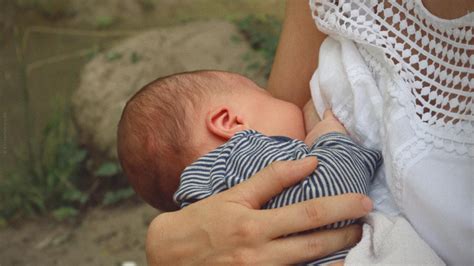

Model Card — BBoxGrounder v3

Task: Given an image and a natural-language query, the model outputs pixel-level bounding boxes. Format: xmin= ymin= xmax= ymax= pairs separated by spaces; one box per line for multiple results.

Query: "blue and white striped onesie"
xmin=175 ymin=130 xmax=382 ymax=265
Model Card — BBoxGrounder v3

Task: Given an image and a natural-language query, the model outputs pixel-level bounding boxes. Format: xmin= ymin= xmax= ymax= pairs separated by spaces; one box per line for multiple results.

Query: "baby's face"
xmin=229 ymin=76 xmax=306 ymax=141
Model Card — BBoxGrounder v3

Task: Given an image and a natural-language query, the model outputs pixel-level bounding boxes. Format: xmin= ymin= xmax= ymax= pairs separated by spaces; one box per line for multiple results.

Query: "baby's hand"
xmin=304 ymin=110 xmax=347 ymax=146
xmin=303 ymin=100 xmax=321 ymax=134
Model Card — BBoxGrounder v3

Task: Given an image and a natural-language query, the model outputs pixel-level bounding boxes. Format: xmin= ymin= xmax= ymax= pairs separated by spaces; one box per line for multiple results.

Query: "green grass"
xmin=0 ymin=103 xmax=88 ymax=221
xmin=0 ymin=104 xmax=134 ymax=222
xmin=0 ymin=39 xmax=133 ymax=220
xmin=0 ymin=32 xmax=135 ymax=222
xmin=95 ymin=16 xmax=117 ymax=29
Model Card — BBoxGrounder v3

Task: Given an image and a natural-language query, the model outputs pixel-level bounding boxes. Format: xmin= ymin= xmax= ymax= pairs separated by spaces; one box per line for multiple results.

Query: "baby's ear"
xmin=206 ymin=106 xmax=248 ymax=140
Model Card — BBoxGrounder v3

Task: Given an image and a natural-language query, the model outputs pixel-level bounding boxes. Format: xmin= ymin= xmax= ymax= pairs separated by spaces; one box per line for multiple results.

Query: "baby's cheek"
xmin=289 ymin=111 xmax=306 ymax=141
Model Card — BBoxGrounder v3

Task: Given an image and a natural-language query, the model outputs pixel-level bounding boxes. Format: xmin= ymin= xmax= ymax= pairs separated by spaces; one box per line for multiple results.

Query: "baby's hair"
xmin=117 ymin=70 xmax=236 ymax=210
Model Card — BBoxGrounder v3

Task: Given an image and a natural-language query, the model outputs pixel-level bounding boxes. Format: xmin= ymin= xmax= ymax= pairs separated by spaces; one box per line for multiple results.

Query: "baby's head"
xmin=117 ymin=70 xmax=304 ymax=210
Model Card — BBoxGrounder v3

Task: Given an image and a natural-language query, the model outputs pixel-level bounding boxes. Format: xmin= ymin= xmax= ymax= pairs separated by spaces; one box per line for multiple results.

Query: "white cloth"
xmin=311 ymin=37 xmax=399 ymax=216
xmin=345 ymin=212 xmax=444 ymax=265
xmin=311 ymin=37 xmax=443 ymax=265
xmin=309 ymin=1 xmax=473 ymax=264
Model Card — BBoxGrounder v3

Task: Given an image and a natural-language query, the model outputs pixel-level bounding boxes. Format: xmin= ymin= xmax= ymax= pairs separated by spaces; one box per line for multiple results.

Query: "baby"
xmin=117 ymin=70 xmax=382 ymax=264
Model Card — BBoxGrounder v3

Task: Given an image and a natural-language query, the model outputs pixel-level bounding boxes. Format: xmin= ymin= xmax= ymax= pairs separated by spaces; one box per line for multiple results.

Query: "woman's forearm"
xmin=267 ymin=0 xmax=327 ymax=108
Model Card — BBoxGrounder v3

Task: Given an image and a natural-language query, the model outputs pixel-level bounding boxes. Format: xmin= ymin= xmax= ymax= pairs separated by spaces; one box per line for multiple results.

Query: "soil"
xmin=0 ymin=201 xmax=160 ymax=266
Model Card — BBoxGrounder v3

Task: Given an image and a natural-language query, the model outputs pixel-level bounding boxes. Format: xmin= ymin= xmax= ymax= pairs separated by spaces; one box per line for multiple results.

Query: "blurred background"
xmin=0 ymin=0 xmax=284 ymax=264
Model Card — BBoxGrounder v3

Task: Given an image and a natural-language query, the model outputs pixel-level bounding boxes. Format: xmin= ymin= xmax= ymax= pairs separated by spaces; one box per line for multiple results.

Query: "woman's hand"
xmin=146 ymin=157 xmax=372 ymax=265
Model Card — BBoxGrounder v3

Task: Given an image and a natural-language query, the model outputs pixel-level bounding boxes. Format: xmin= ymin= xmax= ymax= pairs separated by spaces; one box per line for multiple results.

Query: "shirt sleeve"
xmin=263 ymin=132 xmax=382 ymax=229
xmin=309 ymin=132 xmax=382 ymax=179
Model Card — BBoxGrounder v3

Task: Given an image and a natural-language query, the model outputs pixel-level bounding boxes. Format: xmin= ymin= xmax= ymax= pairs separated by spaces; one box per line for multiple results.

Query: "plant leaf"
xmin=52 ymin=207 xmax=78 ymax=221
xmin=94 ymin=162 xmax=120 ymax=177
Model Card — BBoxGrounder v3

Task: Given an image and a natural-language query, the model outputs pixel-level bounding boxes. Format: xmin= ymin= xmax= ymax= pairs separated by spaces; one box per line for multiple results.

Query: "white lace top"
xmin=308 ymin=0 xmax=473 ymax=264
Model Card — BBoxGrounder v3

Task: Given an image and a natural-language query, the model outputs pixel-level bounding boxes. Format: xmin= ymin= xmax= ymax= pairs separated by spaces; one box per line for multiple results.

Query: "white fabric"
xmin=308 ymin=1 xmax=473 ymax=264
xmin=345 ymin=212 xmax=444 ymax=265
xmin=310 ymin=38 xmax=400 ymax=216
xmin=310 ymin=37 xmax=443 ymax=265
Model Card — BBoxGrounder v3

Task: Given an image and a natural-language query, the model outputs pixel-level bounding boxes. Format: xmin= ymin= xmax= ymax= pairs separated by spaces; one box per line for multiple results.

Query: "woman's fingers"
xmin=263 ymin=194 xmax=372 ymax=238
xmin=221 ymin=157 xmax=318 ymax=208
xmin=262 ymin=224 xmax=362 ymax=264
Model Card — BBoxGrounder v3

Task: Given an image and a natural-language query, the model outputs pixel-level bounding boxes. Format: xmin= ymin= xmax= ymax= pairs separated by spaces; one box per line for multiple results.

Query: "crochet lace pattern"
xmin=310 ymin=0 xmax=473 ymax=156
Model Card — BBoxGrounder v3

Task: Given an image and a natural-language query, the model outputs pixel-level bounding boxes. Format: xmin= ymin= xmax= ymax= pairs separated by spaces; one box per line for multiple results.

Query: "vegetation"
xmin=0 ymin=103 xmax=87 ymax=221
xmin=14 ymin=0 xmax=74 ymax=17
xmin=95 ymin=16 xmax=117 ymax=29
xmin=235 ymin=15 xmax=282 ymax=78
xmin=138 ymin=0 xmax=155 ymax=11
xmin=0 ymin=104 xmax=134 ymax=222
xmin=0 ymin=34 xmax=134 ymax=223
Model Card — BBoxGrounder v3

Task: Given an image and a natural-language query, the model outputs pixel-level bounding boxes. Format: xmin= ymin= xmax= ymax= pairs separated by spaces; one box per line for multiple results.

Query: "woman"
xmin=146 ymin=0 xmax=473 ymax=264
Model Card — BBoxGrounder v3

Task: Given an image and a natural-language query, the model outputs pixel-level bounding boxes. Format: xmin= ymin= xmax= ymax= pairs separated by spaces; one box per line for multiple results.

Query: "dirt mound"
xmin=0 ymin=203 xmax=158 ymax=265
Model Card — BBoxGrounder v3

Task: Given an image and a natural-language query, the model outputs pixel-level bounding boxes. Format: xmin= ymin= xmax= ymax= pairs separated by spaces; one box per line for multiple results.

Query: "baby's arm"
xmin=304 ymin=110 xmax=347 ymax=146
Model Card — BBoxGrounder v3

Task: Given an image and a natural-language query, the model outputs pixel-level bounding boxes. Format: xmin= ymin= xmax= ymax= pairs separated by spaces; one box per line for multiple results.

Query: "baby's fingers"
xmin=323 ymin=109 xmax=336 ymax=120
xmin=320 ymin=109 xmax=347 ymax=135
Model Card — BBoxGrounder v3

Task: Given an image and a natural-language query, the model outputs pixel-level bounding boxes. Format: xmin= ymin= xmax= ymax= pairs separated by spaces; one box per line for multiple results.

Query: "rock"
xmin=72 ymin=20 xmax=266 ymax=159
xmin=121 ymin=261 xmax=137 ymax=266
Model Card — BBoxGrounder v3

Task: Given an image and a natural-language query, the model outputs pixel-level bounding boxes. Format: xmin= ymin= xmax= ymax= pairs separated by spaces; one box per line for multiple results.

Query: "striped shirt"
xmin=174 ymin=130 xmax=382 ymax=264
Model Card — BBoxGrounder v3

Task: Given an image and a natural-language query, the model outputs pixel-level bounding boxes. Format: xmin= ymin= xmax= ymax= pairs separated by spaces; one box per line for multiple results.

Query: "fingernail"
xmin=361 ymin=197 xmax=373 ymax=212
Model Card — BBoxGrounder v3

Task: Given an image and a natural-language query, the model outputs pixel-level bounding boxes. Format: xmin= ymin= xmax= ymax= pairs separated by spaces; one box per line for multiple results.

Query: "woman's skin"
xmin=267 ymin=0 xmax=327 ymax=107
xmin=422 ymin=0 xmax=474 ymax=20
xmin=146 ymin=158 xmax=372 ymax=265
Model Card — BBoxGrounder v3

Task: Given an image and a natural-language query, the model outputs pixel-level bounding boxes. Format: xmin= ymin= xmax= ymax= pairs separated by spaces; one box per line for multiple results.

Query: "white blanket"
xmin=310 ymin=37 xmax=444 ymax=265
xmin=346 ymin=212 xmax=444 ymax=265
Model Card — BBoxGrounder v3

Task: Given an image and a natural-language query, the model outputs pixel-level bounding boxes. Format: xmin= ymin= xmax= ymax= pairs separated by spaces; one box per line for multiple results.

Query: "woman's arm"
xmin=146 ymin=158 xmax=372 ymax=265
xmin=267 ymin=0 xmax=327 ymax=108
